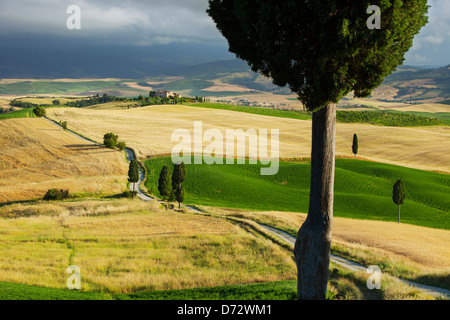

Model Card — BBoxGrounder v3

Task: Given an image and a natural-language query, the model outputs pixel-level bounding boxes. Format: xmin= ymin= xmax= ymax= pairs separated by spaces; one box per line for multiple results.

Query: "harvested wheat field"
xmin=207 ymin=208 xmax=450 ymax=274
xmin=0 ymin=200 xmax=296 ymax=292
xmin=48 ymin=105 xmax=450 ymax=172
xmin=0 ymin=118 xmax=128 ymax=203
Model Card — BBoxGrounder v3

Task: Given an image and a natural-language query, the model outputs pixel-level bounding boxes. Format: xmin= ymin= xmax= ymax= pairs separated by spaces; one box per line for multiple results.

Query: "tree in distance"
xmin=172 ymin=162 xmax=186 ymax=209
xmin=52 ymin=100 xmax=60 ymax=106
xmin=103 ymin=133 xmax=119 ymax=149
xmin=117 ymin=141 xmax=126 ymax=151
xmin=158 ymin=165 xmax=172 ymax=201
xmin=175 ymin=184 xmax=184 ymax=210
xmin=33 ymin=106 xmax=46 ymax=118
xmin=60 ymin=121 xmax=68 ymax=131
xmin=128 ymin=159 xmax=140 ymax=195
xmin=393 ymin=180 xmax=406 ymax=224
xmin=208 ymin=0 xmax=428 ymax=300
xmin=43 ymin=188 xmax=70 ymax=201
xmin=352 ymin=134 xmax=359 ymax=158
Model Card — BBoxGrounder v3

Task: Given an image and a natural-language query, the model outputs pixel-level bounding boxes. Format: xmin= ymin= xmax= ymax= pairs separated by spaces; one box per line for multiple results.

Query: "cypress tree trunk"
xmin=398 ymin=205 xmax=401 ymax=224
xmin=294 ymin=103 xmax=336 ymax=300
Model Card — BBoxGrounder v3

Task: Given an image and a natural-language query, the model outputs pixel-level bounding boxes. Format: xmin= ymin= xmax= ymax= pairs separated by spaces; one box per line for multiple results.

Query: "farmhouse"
xmin=154 ymin=90 xmax=182 ymax=99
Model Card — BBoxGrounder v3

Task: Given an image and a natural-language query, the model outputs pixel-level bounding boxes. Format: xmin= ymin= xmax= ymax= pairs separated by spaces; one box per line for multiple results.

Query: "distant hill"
xmin=381 ymin=64 xmax=450 ymax=101
xmin=0 ymin=43 xmax=235 ymax=79
xmin=0 ymin=41 xmax=448 ymax=102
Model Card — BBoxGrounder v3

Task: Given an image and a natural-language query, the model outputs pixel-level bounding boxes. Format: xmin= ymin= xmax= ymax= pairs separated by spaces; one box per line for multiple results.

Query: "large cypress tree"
xmin=158 ymin=165 xmax=172 ymax=201
xmin=393 ymin=180 xmax=406 ymax=224
xmin=207 ymin=0 xmax=428 ymax=299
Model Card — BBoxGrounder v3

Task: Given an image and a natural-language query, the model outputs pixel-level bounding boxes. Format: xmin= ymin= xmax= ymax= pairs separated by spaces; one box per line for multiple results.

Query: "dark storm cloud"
xmin=0 ymin=0 xmax=223 ymax=45
xmin=0 ymin=0 xmax=448 ymax=66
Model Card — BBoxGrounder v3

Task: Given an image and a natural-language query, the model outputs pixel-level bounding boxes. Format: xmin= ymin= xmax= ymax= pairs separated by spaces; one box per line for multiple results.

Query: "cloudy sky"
xmin=0 ymin=0 xmax=449 ymax=67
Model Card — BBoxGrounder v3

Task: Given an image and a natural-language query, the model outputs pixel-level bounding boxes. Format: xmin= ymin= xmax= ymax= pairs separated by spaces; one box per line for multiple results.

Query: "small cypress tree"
xmin=352 ymin=134 xmax=359 ymax=158
xmin=172 ymin=162 xmax=186 ymax=209
xmin=175 ymin=184 xmax=184 ymax=209
xmin=128 ymin=160 xmax=140 ymax=195
xmin=393 ymin=180 xmax=406 ymax=224
xmin=158 ymin=165 xmax=172 ymax=201
xmin=175 ymin=185 xmax=184 ymax=210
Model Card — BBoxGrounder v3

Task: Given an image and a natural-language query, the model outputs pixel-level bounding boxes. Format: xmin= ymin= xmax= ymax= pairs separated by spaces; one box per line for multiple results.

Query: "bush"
xmin=43 ymin=189 xmax=70 ymax=201
xmin=122 ymin=190 xmax=138 ymax=199
xmin=117 ymin=141 xmax=126 ymax=151
xmin=60 ymin=121 xmax=68 ymax=131
xmin=33 ymin=106 xmax=46 ymax=118
xmin=103 ymin=133 xmax=119 ymax=149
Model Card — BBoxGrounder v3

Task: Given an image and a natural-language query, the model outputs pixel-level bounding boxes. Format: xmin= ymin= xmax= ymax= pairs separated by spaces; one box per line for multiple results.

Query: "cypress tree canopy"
xmin=128 ymin=160 xmax=139 ymax=184
xmin=393 ymin=179 xmax=406 ymax=206
xmin=352 ymin=134 xmax=359 ymax=155
xmin=207 ymin=0 xmax=429 ymax=111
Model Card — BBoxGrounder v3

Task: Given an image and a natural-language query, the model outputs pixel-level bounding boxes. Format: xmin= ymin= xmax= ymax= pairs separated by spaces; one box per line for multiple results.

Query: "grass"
xmin=0 ymin=200 xmax=296 ymax=294
xmin=190 ymin=103 xmax=447 ymax=127
xmin=0 ymin=280 xmax=297 ymax=300
xmin=0 ymin=107 xmax=36 ymax=120
xmin=145 ymin=157 xmax=449 ymax=230
xmin=1 ymin=199 xmax=445 ymax=300
xmin=1 ymin=198 xmax=444 ymax=300
xmin=204 ymin=208 xmax=450 ymax=293
xmin=0 ymin=118 xmax=128 ymax=203
xmin=385 ymin=110 xmax=450 ymax=126
xmin=336 ymin=110 xmax=446 ymax=127
xmin=187 ymin=103 xmax=313 ymax=121
xmin=15 ymin=97 xmax=84 ymax=105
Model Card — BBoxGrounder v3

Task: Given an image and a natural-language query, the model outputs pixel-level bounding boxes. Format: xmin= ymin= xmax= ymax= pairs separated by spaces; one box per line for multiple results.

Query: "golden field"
xmin=47 ymin=105 xmax=450 ymax=172
xmin=207 ymin=207 xmax=450 ymax=275
xmin=0 ymin=199 xmax=446 ymax=299
xmin=0 ymin=199 xmax=296 ymax=293
xmin=0 ymin=118 xmax=128 ymax=203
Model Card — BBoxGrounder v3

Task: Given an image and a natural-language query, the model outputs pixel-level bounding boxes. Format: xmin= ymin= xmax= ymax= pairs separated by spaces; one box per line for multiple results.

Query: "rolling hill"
xmin=145 ymin=157 xmax=449 ymax=230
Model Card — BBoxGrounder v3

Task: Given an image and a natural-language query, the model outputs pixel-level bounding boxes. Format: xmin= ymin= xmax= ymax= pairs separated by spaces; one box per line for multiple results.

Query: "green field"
xmin=145 ymin=157 xmax=449 ymax=230
xmin=187 ymin=103 xmax=313 ymax=120
xmin=186 ymin=103 xmax=448 ymax=126
xmin=336 ymin=110 xmax=447 ymax=126
xmin=0 ymin=107 xmax=36 ymax=120
xmin=385 ymin=110 xmax=450 ymax=126
xmin=0 ymin=280 xmax=297 ymax=300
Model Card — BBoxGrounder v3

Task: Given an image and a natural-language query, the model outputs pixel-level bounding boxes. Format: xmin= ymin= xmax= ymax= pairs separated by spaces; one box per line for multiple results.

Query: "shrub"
xmin=43 ymin=189 xmax=70 ymax=201
xmin=33 ymin=106 xmax=46 ymax=118
xmin=117 ymin=141 xmax=126 ymax=151
xmin=122 ymin=190 xmax=138 ymax=199
xmin=103 ymin=133 xmax=119 ymax=149
xmin=60 ymin=121 xmax=68 ymax=131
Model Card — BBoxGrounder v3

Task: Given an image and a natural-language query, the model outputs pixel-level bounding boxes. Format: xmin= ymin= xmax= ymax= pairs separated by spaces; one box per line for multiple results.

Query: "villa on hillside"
xmin=153 ymin=90 xmax=182 ymax=99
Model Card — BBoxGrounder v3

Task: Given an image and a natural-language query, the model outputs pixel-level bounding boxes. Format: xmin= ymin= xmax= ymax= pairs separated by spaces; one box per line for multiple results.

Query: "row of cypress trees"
xmin=158 ymin=162 xmax=186 ymax=209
